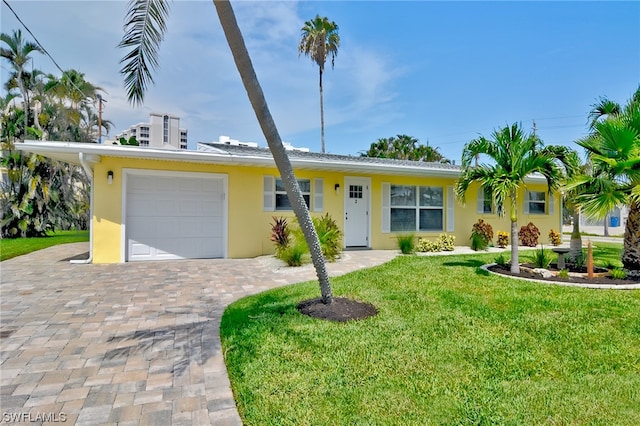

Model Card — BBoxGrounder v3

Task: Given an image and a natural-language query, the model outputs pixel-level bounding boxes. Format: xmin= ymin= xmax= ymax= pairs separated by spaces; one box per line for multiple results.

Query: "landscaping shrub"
xmin=558 ymin=268 xmax=570 ymax=279
xmin=518 ymin=222 xmax=540 ymax=247
xmin=417 ymin=233 xmax=455 ymax=253
xmin=439 ymin=233 xmax=455 ymax=251
xmin=610 ymin=268 xmax=627 ymax=279
xmin=278 ymin=238 xmax=308 ymax=266
xmin=470 ymin=219 xmax=493 ymax=251
xmin=494 ymin=254 xmax=507 ymax=267
xmin=572 ymin=251 xmax=586 ymax=270
xmin=417 ymin=237 xmax=443 ymax=252
xmin=270 ymin=216 xmax=290 ymax=256
xmin=497 ymin=231 xmax=509 ymax=248
xmin=397 ymin=234 xmax=415 ymax=254
xmin=270 ymin=214 xmax=343 ymax=265
xmin=312 ymin=213 xmax=342 ymax=262
xmin=548 ymin=228 xmax=562 ymax=246
xmin=531 ymin=245 xmax=552 ymax=268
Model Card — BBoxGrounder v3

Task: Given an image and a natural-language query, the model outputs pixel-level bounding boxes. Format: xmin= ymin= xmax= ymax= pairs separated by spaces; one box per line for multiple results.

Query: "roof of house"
xmin=15 ymin=140 xmax=547 ymax=182
xmin=197 ymin=142 xmax=461 ymax=171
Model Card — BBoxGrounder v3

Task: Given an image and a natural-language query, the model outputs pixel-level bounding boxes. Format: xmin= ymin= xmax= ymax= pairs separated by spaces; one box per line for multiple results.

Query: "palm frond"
xmin=118 ymin=0 xmax=170 ymax=105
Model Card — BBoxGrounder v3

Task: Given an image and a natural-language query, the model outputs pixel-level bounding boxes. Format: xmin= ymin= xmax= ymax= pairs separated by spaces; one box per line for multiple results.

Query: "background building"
xmin=115 ymin=113 xmax=187 ymax=150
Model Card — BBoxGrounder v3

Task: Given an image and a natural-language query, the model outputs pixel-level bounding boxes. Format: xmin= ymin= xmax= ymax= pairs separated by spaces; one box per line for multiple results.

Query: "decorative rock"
xmin=532 ymin=268 xmax=554 ymax=279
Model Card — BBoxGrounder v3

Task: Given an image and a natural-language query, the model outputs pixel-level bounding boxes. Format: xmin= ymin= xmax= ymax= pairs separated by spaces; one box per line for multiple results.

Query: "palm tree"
xmin=562 ymin=150 xmax=588 ymax=260
xmin=567 ymin=88 xmax=640 ymax=276
xmin=0 ymin=30 xmax=43 ymax=134
xmin=119 ymin=0 xmax=333 ymax=303
xmin=455 ymin=123 xmax=571 ymax=273
xmin=298 ymin=15 xmax=340 ymax=154
xmin=361 ymin=134 xmax=450 ymax=163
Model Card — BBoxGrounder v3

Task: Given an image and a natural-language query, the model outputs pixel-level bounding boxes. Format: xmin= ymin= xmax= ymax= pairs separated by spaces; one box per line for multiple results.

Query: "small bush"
xmin=312 ymin=213 xmax=342 ymax=262
xmin=548 ymin=229 xmax=562 ymax=246
xmin=558 ymin=269 xmax=570 ymax=279
xmin=440 ymin=233 xmax=455 ymax=251
xmin=497 ymin=231 xmax=509 ymax=248
xmin=397 ymin=234 xmax=415 ymax=254
xmin=571 ymin=250 xmax=586 ymax=270
xmin=417 ymin=237 xmax=443 ymax=252
xmin=471 ymin=232 xmax=488 ymax=251
xmin=278 ymin=239 xmax=308 ymax=266
xmin=471 ymin=219 xmax=493 ymax=251
xmin=494 ymin=254 xmax=507 ymax=267
xmin=270 ymin=216 xmax=290 ymax=255
xmin=518 ymin=222 xmax=540 ymax=247
xmin=531 ymin=245 xmax=552 ymax=268
xmin=610 ymin=268 xmax=627 ymax=279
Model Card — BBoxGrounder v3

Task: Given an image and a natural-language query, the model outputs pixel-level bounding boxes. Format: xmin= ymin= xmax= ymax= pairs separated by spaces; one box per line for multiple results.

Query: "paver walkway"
xmin=0 ymin=243 xmax=396 ymax=425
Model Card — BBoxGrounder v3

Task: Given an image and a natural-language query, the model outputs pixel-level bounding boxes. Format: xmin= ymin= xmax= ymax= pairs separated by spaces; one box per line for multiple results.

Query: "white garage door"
xmin=126 ymin=172 xmax=226 ymax=261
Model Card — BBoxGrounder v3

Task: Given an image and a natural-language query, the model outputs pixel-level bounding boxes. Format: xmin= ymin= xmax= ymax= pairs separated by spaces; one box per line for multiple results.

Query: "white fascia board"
xmin=18 ymin=140 xmax=460 ymax=178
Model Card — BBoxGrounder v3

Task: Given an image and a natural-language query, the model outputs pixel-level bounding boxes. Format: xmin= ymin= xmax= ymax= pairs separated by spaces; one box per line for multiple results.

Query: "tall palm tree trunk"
xmin=622 ymin=201 xmax=640 ymax=277
xmin=214 ymin=0 xmax=333 ymax=304
xmin=569 ymin=210 xmax=582 ymax=261
xmin=509 ymin=192 xmax=520 ymax=273
xmin=17 ymin=76 xmax=29 ymax=134
xmin=319 ymin=66 xmax=325 ymax=153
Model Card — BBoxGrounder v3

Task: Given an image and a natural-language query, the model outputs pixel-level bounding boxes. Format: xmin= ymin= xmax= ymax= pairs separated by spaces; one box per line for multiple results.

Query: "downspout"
xmin=71 ymin=152 xmax=93 ymax=264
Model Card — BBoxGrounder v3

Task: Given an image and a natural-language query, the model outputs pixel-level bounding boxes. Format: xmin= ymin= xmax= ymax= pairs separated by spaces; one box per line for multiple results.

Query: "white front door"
xmin=344 ymin=177 xmax=370 ymax=247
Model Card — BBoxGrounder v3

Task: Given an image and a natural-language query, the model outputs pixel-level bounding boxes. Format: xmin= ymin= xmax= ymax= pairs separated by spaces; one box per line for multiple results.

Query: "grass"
xmin=0 ymin=230 xmax=89 ymax=261
xmin=221 ymin=243 xmax=640 ymax=425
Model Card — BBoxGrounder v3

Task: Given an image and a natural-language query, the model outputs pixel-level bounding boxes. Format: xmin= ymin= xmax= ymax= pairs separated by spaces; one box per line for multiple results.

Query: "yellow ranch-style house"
xmin=17 ymin=140 xmax=563 ymax=263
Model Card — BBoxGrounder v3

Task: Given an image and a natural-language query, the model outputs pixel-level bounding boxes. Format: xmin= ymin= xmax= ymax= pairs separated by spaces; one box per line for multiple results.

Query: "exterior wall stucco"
xmin=91 ymin=156 xmax=562 ymax=263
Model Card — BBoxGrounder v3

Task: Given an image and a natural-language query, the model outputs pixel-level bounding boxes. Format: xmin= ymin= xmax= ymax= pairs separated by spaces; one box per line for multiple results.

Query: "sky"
xmin=1 ymin=0 xmax=639 ymax=163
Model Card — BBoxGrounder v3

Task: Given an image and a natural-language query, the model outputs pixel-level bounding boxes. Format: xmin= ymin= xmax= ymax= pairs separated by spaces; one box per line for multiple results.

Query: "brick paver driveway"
xmin=0 ymin=243 xmax=396 ymax=425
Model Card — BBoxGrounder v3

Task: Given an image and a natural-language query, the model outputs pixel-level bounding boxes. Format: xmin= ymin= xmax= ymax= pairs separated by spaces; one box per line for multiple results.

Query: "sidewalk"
xmin=562 ymin=224 xmax=625 ymax=244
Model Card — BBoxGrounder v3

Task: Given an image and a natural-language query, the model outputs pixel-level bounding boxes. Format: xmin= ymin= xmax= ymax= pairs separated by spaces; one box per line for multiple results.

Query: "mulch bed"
xmin=297 ymin=297 xmax=378 ymax=322
xmin=488 ymin=263 xmax=640 ymax=286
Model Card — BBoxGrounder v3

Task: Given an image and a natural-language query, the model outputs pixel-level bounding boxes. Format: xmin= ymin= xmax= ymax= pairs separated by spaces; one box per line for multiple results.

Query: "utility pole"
xmin=97 ymin=95 xmax=106 ymax=143
xmin=532 ymin=119 xmax=537 ymax=137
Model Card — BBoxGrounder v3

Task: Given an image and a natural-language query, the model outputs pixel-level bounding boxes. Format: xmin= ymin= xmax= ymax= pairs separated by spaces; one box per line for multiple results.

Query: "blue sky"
xmin=2 ymin=1 xmax=638 ymax=162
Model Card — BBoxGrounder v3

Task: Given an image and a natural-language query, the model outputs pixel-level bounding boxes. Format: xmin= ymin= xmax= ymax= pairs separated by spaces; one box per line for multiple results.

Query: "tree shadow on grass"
xmin=442 ymin=259 xmax=490 ymax=276
xmin=104 ymin=319 xmax=220 ymax=377
xmin=442 ymin=259 xmax=485 ymax=268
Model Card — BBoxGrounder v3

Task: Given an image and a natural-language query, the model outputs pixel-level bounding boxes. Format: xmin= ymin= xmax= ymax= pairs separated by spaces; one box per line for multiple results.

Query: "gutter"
xmin=70 ymin=152 xmax=94 ymax=264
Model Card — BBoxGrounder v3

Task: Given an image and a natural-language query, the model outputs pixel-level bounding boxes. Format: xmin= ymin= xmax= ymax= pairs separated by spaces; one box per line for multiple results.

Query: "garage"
xmin=125 ymin=170 xmax=227 ymax=261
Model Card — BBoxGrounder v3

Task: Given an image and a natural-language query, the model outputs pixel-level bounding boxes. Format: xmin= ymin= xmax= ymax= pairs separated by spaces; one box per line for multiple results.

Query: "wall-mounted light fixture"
xmin=334 ymin=183 xmax=340 ymax=194
xmin=107 ymin=170 xmax=114 ymax=185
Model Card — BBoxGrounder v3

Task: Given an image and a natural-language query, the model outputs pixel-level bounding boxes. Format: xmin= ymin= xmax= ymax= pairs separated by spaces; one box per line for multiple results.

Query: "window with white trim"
xmin=389 ymin=185 xmax=443 ymax=232
xmin=264 ymin=176 xmax=320 ymax=211
xmin=477 ymin=186 xmax=503 ymax=215
xmin=526 ymin=191 xmax=547 ymax=214
xmin=478 ymin=186 xmax=493 ymax=214
xmin=276 ymin=178 xmax=310 ymax=210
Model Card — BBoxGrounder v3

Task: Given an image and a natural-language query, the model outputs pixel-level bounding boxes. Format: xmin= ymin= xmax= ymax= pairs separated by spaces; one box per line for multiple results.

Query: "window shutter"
xmin=263 ymin=176 xmax=275 ymax=211
xmin=313 ymin=178 xmax=324 ymax=212
xmin=477 ymin=187 xmax=484 ymax=214
xmin=447 ymin=186 xmax=455 ymax=232
xmin=382 ymin=183 xmax=390 ymax=233
xmin=523 ymin=190 xmax=530 ymax=215
xmin=548 ymin=192 xmax=554 ymax=215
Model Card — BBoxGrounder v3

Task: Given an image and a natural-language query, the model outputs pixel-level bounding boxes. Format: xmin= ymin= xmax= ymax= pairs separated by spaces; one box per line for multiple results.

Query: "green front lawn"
xmin=221 ymin=244 xmax=640 ymax=425
xmin=0 ymin=230 xmax=89 ymax=261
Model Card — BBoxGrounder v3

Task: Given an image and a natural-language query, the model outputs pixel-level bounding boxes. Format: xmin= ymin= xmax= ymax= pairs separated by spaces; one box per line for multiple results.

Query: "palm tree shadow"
xmin=442 ymin=259 xmax=485 ymax=268
xmin=442 ymin=259 xmax=490 ymax=276
xmin=105 ymin=319 xmax=220 ymax=377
